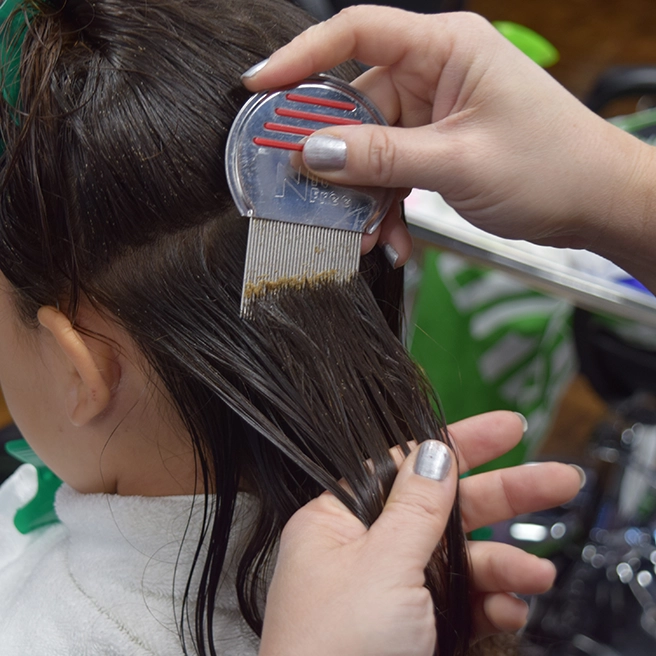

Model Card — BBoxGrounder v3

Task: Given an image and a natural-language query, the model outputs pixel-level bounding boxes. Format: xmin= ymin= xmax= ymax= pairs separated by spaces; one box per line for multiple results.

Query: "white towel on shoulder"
xmin=0 ymin=465 xmax=260 ymax=656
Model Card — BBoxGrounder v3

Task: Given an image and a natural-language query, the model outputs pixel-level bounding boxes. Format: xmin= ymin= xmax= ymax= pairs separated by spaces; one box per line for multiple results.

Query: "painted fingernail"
xmin=241 ymin=58 xmax=270 ymax=80
xmin=382 ymin=243 xmax=399 ymax=268
xmin=570 ymin=464 xmax=587 ymax=489
xmin=514 ymin=412 xmax=528 ymax=433
xmin=303 ymin=135 xmax=347 ymax=172
xmin=414 ymin=440 xmax=451 ymax=481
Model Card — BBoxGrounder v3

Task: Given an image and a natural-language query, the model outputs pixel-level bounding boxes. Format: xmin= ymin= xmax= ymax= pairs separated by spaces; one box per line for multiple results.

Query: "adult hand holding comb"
xmin=243 ymin=7 xmax=656 ymax=289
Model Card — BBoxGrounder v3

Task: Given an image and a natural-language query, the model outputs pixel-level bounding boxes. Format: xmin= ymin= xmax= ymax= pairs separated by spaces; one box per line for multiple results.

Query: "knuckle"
xmin=367 ymin=129 xmax=397 ymax=187
xmin=334 ymin=5 xmax=362 ymax=23
xmin=279 ymin=492 xmax=349 ymax=545
xmin=279 ymin=507 xmax=309 ymax=544
xmin=431 ymin=128 xmax=478 ymax=185
xmin=390 ymin=487 xmax=444 ymax=525
xmin=280 ymin=498 xmax=322 ymax=543
xmin=497 ymin=471 xmax=522 ymax=518
xmin=450 ymin=11 xmax=493 ymax=34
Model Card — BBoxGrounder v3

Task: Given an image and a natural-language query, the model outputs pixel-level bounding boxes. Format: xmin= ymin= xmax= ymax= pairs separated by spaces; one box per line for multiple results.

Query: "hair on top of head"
xmin=0 ymin=1 xmax=471 ymax=655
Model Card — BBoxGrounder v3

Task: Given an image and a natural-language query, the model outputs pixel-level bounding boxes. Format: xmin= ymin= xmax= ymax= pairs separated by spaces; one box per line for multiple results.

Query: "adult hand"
xmin=259 ymin=411 xmax=582 ymax=655
xmin=243 ymin=8 xmax=656 ymax=287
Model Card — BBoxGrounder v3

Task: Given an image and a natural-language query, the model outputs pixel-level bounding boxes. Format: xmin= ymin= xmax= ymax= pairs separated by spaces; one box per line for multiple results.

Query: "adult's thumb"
xmin=302 ymin=124 xmax=448 ymax=191
xmin=367 ymin=440 xmax=458 ymax=570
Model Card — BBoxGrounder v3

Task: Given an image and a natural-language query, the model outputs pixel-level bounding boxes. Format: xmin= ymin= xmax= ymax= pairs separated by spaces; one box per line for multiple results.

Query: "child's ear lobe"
xmin=37 ymin=306 xmax=119 ymax=427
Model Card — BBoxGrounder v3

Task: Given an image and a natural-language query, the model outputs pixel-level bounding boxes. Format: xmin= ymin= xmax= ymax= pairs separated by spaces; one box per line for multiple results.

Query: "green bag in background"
xmin=409 ymin=250 xmax=576 ymax=472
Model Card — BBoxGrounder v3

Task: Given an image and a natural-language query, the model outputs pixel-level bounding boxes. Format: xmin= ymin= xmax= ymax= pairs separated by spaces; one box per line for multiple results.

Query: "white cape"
xmin=0 ymin=465 xmax=260 ymax=655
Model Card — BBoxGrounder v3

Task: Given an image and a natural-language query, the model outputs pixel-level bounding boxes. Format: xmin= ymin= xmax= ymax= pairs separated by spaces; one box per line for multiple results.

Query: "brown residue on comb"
xmin=244 ymin=270 xmax=354 ymax=301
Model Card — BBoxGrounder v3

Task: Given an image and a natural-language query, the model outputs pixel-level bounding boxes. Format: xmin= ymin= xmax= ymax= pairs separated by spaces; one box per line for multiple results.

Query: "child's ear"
xmin=37 ymin=306 xmax=119 ymax=427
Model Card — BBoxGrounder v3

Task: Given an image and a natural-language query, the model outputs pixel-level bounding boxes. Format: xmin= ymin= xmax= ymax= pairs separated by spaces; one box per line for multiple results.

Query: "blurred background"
xmin=3 ymin=1 xmax=656 ymax=654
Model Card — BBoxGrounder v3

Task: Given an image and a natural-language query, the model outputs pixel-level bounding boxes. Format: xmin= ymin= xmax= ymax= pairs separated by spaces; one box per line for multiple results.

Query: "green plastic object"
xmin=0 ymin=0 xmax=32 ymax=109
xmin=408 ymin=250 xmax=575 ymax=470
xmin=4 ymin=438 xmax=62 ymax=534
xmin=610 ymin=107 xmax=656 ymax=140
xmin=494 ymin=21 xmax=559 ymax=69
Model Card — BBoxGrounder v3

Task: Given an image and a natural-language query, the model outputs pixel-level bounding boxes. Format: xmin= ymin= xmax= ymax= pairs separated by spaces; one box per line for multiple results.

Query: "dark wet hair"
xmin=0 ymin=1 xmax=471 ymax=654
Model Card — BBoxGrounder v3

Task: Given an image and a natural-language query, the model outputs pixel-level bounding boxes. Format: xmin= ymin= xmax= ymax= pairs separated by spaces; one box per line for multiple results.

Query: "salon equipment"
xmin=405 ymin=191 xmax=656 ymax=330
xmin=225 ymin=75 xmax=393 ymax=317
xmin=516 ymin=396 xmax=656 ymax=655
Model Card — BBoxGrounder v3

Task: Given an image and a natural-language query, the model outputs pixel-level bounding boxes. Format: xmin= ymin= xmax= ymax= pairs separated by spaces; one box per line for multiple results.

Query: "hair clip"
xmin=0 ymin=0 xmax=34 ymax=109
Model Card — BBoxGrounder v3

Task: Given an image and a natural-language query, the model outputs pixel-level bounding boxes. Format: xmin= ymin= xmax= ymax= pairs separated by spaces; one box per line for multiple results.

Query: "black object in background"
xmin=330 ymin=0 xmax=464 ymax=14
xmin=575 ymin=66 xmax=656 ymax=405
xmin=294 ymin=0 xmax=465 ymax=23
xmin=574 ymin=309 xmax=656 ymax=404
xmin=0 ymin=424 xmax=22 ymax=484
xmin=586 ymin=65 xmax=656 ymax=116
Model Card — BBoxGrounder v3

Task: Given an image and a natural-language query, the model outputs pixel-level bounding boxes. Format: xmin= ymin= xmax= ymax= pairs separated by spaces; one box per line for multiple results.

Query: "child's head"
xmin=0 ymin=0 xmax=320 ymax=493
xmin=0 ymin=1 xmax=471 ymax=654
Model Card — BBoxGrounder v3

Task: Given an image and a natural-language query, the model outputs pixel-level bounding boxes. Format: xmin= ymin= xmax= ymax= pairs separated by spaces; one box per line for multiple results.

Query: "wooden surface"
xmin=538 ymin=374 xmax=609 ymax=459
xmin=467 ymin=0 xmax=655 ymax=456
xmin=471 ymin=0 xmax=656 ymax=101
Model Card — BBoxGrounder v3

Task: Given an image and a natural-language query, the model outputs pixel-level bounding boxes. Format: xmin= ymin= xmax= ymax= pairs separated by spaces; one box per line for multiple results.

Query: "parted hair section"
xmin=0 ymin=1 xmax=471 ymax=655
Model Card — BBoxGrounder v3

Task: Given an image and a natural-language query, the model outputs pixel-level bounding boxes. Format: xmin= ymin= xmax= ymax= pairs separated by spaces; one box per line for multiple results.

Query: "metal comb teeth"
xmin=241 ymin=218 xmax=360 ymax=317
xmin=225 ymin=75 xmax=394 ymax=318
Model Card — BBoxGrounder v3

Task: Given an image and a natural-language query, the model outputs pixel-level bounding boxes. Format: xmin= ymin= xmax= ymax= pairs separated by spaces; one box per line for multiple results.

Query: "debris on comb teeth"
xmin=225 ymin=75 xmax=395 ymax=319
xmin=240 ymin=218 xmax=360 ymax=318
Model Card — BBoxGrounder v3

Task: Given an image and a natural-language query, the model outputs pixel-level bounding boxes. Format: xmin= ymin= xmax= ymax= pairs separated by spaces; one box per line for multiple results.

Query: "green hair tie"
xmin=0 ymin=0 xmax=34 ymax=121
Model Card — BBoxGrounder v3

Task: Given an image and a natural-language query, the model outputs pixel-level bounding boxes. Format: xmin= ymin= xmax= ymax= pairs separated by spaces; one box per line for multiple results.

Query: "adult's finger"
xmin=467 ymin=541 xmax=554 ymax=635
xmin=460 ymin=461 xmax=582 ymax=532
xmin=472 ymin=592 xmax=530 ymax=636
xmin=341 ymin=411 xmax=526 ymax=479
xmin=300 ymin=123 xmax=456 ymax=191
xmin=468 ymin=541 xmax=556 ymax=595
xmin=377 ymin=208 xmax=413 ymax=268
xmin=347 ymin=65 xmax=402 ymax=127
xmin=242 ymin=7 xmax=453 ymax=92
xmin=360 ymin=198 xmax=404 ymax=256
xmin=447 ymin=411 xmax=526 ymax=474
xmin=367 ymin=440 xmax=457 ymax=569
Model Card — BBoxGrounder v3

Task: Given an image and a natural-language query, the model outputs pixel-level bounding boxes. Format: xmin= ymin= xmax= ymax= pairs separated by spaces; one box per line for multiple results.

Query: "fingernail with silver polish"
xmin=414 ymin=441 xmax=451 ymax=481
xmin=303 ymin=135 xmax=347 ymax=172
xmin=514 ymin=412 xmax=528 ymax=433
xmin=570 ymin=464 xmax=587 ymax=489
xmin=382 ymin=243 xmax=399 ymax=268
xmin=241 ymin=58 xmax=269 ymax=80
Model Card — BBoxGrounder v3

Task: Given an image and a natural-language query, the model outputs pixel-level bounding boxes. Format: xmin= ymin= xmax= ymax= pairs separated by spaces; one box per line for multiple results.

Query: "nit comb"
xmin=225 ymin=75 xmax=394 ymax=317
